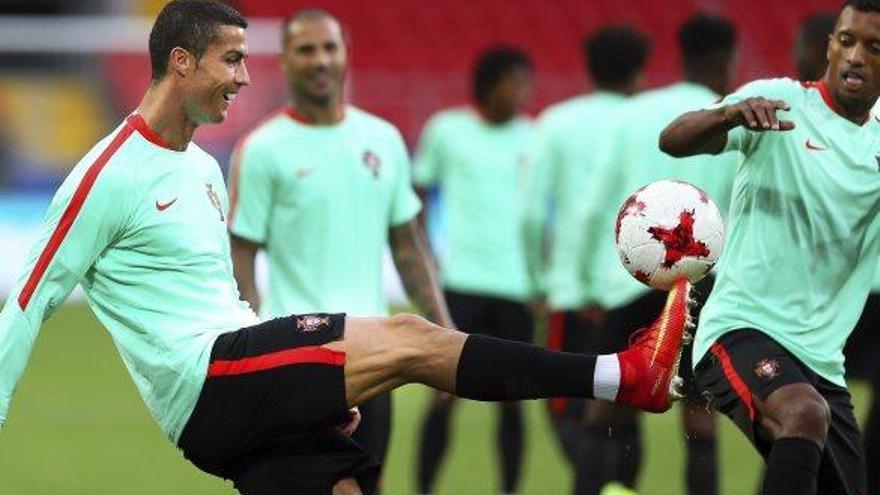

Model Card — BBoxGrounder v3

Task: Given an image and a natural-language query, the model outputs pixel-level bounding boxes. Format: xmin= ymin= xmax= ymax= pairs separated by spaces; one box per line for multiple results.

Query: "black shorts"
xmin=695 ymin=329 xmax=866 ymax=495
xmin=600 ymin=276 xmax=715 ymax=402
xmin=546 ymin=310 xmax=599 ymax=419
xmin=177 ymin=313 xmax=379 ymax=495
xmin=845 ymin=292 xmax=880 ymax=381
xmin=445 ymin=289 xmax=534 ymax=343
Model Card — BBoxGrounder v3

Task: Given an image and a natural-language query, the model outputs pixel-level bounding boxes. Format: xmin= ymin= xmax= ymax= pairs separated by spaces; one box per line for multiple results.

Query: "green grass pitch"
xmin=0 ymin=303 xmax=871 ymax=494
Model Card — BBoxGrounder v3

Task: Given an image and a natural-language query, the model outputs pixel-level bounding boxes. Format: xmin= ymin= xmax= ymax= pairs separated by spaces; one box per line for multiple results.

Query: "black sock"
xmin=573 ymin=424 xmax=612 ymax=495
xmin=498 ymin=403 xmax=524 ymax=493
xmin=417 ymin=401 xmax=453 ymax=493
xmin=614 ymin=420 xmax=642 ymax=489
xmin=761 ymin=437 xmax=821 ymax=495
xmin=455 ymin=335 xmax=597 ymax=401
xmin=686 ymin=437 xmax=718 ymax=495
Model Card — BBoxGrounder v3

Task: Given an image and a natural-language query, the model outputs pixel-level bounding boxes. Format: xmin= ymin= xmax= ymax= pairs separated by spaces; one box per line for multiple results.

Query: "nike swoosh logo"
xmin=156 ymin=198 xmax=178 ymax=211
xmin=805 ymin=139 xmax=827 ymax=151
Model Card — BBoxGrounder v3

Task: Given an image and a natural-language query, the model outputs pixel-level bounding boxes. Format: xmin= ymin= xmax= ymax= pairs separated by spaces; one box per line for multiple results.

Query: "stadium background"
xmin=0 ymin=1 xmax=872 ymax=494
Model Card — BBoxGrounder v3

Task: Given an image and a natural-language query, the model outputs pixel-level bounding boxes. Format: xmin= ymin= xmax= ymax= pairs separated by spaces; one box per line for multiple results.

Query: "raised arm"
xmin=659 ymin=97 xmax=794 ymax=158
xmin=389 ymin=219 xmax=453 ymax=328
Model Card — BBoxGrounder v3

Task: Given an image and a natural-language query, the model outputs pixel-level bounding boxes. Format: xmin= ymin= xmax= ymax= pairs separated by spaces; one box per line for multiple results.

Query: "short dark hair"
xmin=149 ymin=0 xmax=247 ymax=81
xmin=840 ymin=0 xmax=880 ymax=14
xmin=472 ymin=46 xmax=533 ymax=105
xmin=281 ymin=8 xmax=339 ymax=48
xmin=584 ymin=25 xmax=650 ymax=88
xmin=678 ymin=14 xmax=737 ymax=69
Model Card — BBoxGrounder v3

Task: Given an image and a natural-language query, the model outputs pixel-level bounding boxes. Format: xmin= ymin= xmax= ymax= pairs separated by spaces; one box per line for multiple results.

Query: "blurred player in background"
xmin=0 ymin=1 xmax=703 ymax=493
xmin=796 ymin=11 xmax=880 ymax=494
xmin=413 ymin=47 xmax=536 ymax=495
xmin=575 ymin=14 xmax=738 ymax=495
xmin=660 ymin=1 xmax=880 ymax=493
xmin=523 ymin=24 xmax=650 ymax=484
xmin=795 ymin=13 xmax=837 ymax=81
xmin=227 ymin=9 xmax=452 ymax=491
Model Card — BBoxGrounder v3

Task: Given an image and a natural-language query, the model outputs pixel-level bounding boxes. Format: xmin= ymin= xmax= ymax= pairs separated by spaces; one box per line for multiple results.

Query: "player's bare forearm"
xmin=389 ymin=220 xmax=453 ymax=328
xmin=659 ymin=108 xmax=732 ymax=157
xmin=229 ymin=234 xmax=262 ymax=314
xmin=660 ymin=97 xmax=794 ymax=158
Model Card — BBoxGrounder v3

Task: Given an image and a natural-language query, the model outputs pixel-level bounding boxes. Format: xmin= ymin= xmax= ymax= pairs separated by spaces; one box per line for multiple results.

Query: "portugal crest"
xmin=295 ymin=314 xmax=332 ymax=333
xmin=362 ymin=150 xmax=381 ymax=179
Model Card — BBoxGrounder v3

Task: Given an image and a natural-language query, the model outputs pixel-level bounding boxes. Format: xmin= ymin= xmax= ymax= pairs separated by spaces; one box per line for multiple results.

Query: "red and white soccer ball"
xmin=615 ymin=180 xmax=724 ymax=290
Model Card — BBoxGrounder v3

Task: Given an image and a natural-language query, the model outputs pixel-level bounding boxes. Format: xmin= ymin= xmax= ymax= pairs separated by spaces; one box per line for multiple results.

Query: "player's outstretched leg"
xmin=324 ymin=278 xmax=693 ymax=414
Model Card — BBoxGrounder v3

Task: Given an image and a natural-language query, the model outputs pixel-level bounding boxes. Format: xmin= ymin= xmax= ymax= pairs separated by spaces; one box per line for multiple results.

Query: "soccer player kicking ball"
xmin=660 ymin=1 xmax=880 ymax=494
xmin=0 ymin=2 xmax=691 ymax=494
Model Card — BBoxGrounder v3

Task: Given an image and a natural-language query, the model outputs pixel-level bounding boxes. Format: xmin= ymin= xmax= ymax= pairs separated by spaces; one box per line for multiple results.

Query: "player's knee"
xmin=388 ymin=312 xmax=433 ymax=334
xmin=383 ymin=313 xmax=437 ymax=367
xmin=779 ymin=395 xmax=831 ymax=442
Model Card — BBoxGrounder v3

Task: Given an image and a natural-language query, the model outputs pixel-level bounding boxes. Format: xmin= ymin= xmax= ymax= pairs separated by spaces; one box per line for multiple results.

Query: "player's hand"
xmin=722 ymin=97 xmax=795 ymax=132
xmin=339 ymin=407 xmax=361 ymax=436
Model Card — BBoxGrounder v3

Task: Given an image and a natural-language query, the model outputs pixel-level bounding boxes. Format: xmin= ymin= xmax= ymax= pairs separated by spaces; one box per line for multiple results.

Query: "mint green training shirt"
xmin=228 ymin=106 xmax=421 ymax=318
xmin=694 ymin=78 xmax=880 ymax=387
xmin=0 ymin=115 xmax=259 ymax=442
xmin=524 ymin=92 xmax=630 ymax=310
xmin=590 ymin=82 xmax=738 ymax=310
xmin=413 ymin=108 xmax=535 ymax=302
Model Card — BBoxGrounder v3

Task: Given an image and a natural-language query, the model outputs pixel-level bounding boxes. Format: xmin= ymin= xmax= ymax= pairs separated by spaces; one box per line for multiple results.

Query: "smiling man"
xmin=226 ymin=10 xmax=453 ymax=489
xmin=659 ymin=1 xmax=880 ymax=494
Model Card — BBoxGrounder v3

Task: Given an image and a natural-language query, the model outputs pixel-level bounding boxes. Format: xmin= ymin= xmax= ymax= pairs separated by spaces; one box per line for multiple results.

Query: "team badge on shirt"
xmin=362 ymin=150 xmax=381 ymax=179
xmin=754 ymin=358 xmax=781 ymax=381
xmin=205 ymin=183 xmax=224 ymax=222
xmin=295 ymin=314 xmax=332 ymax=333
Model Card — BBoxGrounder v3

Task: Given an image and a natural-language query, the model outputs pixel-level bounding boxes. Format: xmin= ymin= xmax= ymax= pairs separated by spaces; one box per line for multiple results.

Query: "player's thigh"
xmin=324 ymin=314 xmax=467 ymax=405
xmin=178 ymin=313 xmax=353 ymax=476
xmin=694 ymin=328 xmax=813 ymax=454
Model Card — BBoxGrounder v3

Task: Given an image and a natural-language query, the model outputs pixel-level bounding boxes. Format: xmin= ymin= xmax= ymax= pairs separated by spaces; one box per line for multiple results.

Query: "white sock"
xmin=593 ymin=354 xmax=620 ymax=401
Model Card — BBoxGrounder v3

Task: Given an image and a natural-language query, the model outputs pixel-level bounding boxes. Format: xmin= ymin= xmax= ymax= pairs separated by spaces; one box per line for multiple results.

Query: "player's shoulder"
xmin=728 ymin=77 xmax=804 ymax=103
xmin=423 ymin=106 xmax=476 ymax=128
xmin=344 ymin=105 xmax=405 ymax=140
xmin=345 ymin=105 xmax=399 ymax=134
xmin=237 ymin=109 xmax=292 ymax=150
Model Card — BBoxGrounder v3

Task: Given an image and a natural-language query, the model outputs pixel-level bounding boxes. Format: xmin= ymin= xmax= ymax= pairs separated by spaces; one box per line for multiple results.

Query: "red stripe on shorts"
xmin=207 ymin=346 xmax=346 ymax=377
xmin=710 ymin=342 xmax=756 ymax=420
xmin=547 ymin=312 xmax=568 ymax=415
xmin=18 ymin=123 xmax=135 ymax=310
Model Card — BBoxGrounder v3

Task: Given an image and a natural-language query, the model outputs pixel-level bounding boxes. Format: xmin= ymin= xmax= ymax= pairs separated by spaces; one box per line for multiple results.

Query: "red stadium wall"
xmin=102 ymin=0 xmax=842 ymax=155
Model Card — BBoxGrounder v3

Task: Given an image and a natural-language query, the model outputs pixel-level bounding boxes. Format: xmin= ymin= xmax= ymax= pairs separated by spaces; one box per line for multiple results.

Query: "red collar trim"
xmin=284 ymin=105 xmax=345 ymax=125
xmin=126 ymin=114 xmax=175 ymax=149
xmin=801 ymin=80 xmax=869 ymax=126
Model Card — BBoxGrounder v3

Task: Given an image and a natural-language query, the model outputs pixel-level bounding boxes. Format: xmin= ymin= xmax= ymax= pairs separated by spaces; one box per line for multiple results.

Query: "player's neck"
xmin=820 ymin=75 xmax=872 ymax=125
xmin=288 ymin=97 xmax=344 ymax=125
xmin=135 ymin=83 xmax=197 ymax=151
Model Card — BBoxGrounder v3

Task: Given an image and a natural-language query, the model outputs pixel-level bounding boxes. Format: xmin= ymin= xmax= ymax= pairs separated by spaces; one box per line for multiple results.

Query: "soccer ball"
xmin=615 ymin=180 xmax=724 ymax=290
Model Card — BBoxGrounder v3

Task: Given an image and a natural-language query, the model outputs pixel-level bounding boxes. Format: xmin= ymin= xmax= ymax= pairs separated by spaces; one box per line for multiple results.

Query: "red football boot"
xmin=615 ymin=278 xmax=693 ymax=413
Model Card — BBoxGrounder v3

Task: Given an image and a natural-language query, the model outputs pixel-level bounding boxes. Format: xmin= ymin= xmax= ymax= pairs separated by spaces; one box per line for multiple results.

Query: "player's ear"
xmin=169 ymin=46 xmax=193 ymax=77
